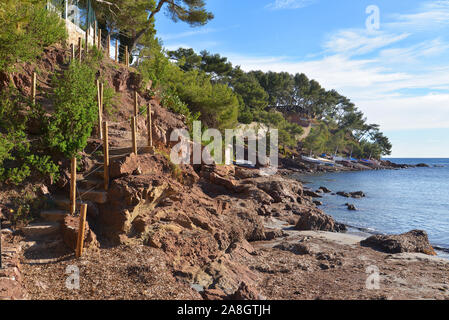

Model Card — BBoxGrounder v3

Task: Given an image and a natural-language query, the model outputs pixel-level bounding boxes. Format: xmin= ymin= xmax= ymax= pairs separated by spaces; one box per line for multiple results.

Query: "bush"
xmin=47 ymin=61 xmax=98 ymax=157
xmin=0 ymin=4 xmax=67 ymax=72
xmin=160 ymin=90 xmax=200 ymax=131
xmin=0 ymin=87 xmax=60 ymax=185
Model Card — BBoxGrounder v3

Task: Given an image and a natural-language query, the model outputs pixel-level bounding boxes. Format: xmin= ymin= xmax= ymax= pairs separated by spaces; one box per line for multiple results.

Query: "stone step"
xmin=21 ymin=222 xmax=60 ymax=238
xmin=78 ymin=178 xmax=103 ymax=189
xmin=109 ymin=146 xmax=153 ymax=156
xmin=40 ymin=210 xmax=68 ymax=222
xmin=77 ymin=189 xmax=108 ymax=204
xmin=51 ymin=197 xmax=82 ymax=211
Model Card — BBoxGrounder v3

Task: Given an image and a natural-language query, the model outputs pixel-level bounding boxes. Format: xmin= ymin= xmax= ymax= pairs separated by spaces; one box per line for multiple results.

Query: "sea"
xmin=292 ymin=158 xmax=449 ymax=259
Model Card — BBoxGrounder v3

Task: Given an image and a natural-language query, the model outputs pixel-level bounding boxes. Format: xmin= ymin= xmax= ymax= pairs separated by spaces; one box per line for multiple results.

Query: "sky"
xmin=155 ymin=0 xmax=449 ymax=158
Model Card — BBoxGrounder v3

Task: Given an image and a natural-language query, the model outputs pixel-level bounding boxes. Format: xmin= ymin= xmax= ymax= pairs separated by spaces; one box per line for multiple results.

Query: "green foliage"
xmin=26 ymin=154 xmax=59 ymax=181
xmin=232 ymin=73 xmax=269 ymax=111
xmin=140 ymin=46 xmax=239 ymax=131
xmin=0 ymin=87 xmax=59 ymax=185
xmin=253 ymin=110 xmax=303 ymax=148
xmin=47 ymin=62 xmax=98 ymax=157
xmin=9 ymin=188 xmax=45 ymax=225
xmin=0 ymin=3 xmax=67 ymax=72
xmin=160 ymin=90 xmax=200 ymax=131
xmin=94 ymin=0 xmax=213 ymax=53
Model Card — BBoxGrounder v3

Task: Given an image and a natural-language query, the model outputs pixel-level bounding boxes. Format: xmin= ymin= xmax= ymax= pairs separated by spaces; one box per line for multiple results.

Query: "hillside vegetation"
xmin=0 ymin=0 xmax=391 ymax=223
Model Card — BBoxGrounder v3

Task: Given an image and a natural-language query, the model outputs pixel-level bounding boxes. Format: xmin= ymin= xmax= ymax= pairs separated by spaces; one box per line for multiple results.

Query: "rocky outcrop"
xmin=274 ymin=242 xmax=311 ymax=255
xmin=416 ymin=163 xmax=430 ymax=168
xmin=337 ymin=191 xmax=366 ymax=198
xmin=255 ymin=178 xmax=303 ymax=203
xmin=318 ymin=186 xmax=332 ymax=193
xmin=336 ymin=191 xmax=350 ymax=198
xmin=350 ymin=191 xmax=365 ymax=198
xmin=295 ymin=209 xmax=346 ymax=232
xmin=0 ymin=231 xmax=27 ymax=300
xmin=303 ymin=190 xmax=323 ymax=198
xmin=229 ymin=282 xmax=261 ymax=300
xmin=360 ymin=230 xmax=437 ymax=255
xmin=346 ymin=203 xmax=357 ymax=211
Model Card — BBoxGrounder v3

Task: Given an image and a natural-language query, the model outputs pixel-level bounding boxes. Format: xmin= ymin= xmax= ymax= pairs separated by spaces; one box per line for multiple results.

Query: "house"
xmin=46 ymin=0 xmax=98 ymax=46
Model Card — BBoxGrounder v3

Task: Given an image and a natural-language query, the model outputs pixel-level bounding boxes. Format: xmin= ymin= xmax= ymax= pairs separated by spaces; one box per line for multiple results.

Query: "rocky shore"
xmin=1 ymin=158 xmax=446 ymax=300
xmin=1 ymin=54 xmax=445 ymax=299
xmin=278 ymin=157 xmax=428 ymax=176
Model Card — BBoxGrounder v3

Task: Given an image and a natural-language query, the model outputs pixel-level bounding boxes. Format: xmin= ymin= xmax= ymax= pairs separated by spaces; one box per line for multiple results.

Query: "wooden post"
xmin=93 ymin=21 xmax=97 ymax=48
xmin=125 ymin=46 xmax=129 ymax=67
xmin=71 ymin=43 xmax=75 ymax=61
xmin=70 ymin=157 xmax=77 ymax=215
xmin=98 ymin=28 xmax=102 ymax=50
xmin=103 ymin=121 xmax=109 ymax=191
xmin=134 ymin=91 xmax=138 ymax=117
xmin=78 ymin=37 xmax=82 ymax=63
xmin=131 ymin=116 xmax=137 ymax=155
xmin=115 ymin=39 xmax=118 ymax=63
xmin=85 ymin=27 xmax=89 ymax=55
xmin=107 ymin=34 xmax=110 ymax=57
xmin=31 ymin=72 xmax=36 ymax=105
xmin=147 ymin=104 xmax=153 ymax=147
xmin=97 ymin=80 xmax=103 ymax=139
xmin=100 ymin=82 xmax=104 ymax=112
xmin=75 ymin=203 xmax=87 ymax=258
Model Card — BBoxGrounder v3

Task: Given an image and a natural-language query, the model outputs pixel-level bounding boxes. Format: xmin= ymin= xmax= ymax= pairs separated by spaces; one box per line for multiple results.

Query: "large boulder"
xmin=295 ymin=209 xmax=346 ymax=232
xmin=255 ymin=178 xmax=302 ymax=203
xmin=360 ymin=230 xmax=437 ymax=255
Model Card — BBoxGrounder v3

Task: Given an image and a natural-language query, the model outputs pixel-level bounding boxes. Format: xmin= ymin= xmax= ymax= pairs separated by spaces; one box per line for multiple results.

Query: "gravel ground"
xmin=21 ymin=243 xmax=201 ymax=300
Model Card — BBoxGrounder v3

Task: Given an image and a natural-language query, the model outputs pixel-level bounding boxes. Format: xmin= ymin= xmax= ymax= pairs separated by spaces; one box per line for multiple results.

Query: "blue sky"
xmin=155 ymin=0 xmax=449 ymax=158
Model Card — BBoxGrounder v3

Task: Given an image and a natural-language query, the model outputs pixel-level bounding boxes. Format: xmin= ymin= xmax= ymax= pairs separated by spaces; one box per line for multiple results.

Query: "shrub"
xmin=0 ymin=4 xmax=67 ymax=72
xmin=47 ymin=61 xmax=98 ymax=157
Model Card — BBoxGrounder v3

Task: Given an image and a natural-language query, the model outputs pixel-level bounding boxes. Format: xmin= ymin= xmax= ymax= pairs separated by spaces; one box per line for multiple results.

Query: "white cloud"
xmin=386 ymin=0 xmax=449 ymax=31
xmin=324 ymin=29 xmax=410 ymax=56
xmin=266 ymin=0 xmax=316 ymax=10
xmin=224 ymin=51 xmax=449 ymax=132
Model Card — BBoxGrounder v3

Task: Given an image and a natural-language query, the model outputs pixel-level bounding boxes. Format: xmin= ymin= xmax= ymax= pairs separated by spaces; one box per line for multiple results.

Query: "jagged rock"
xmin=235 ymin=167 xmax=260 ymax=179
xmin=295 ymin=209 xmax=346 ymax=232
xmin=350 ymin=191 xmax=365 ymax=198
xmin=337 ymin=191 xmax=350 ymax=198
xmin=274 ymin=242 xmax=311 ymax=255
xmin=264 ymin=229 xmax=285 ymax=240
xmin=256 ymin=178 xmax=302 ymax=203
xmin=416 ymin=163 xmax=430 ymax=168
xmin=229 ymin=282 xmax=261 ymax=300
xmin=303 ymin=190 xmax=323 ymax=198
xmin=110 ymin=153 xmax=140 ymax=179
xmin=318 ymin=186 xmax=332 ymax=193
xmin=201 ymin=289 xmax=228 ymax=300
xmin=346 ymin=203 xmax=357 ymax=211
xmin=360 ymin=230 xmax=437 ymax=255
xmin=313 ymin=200 xmax=323 ymax=206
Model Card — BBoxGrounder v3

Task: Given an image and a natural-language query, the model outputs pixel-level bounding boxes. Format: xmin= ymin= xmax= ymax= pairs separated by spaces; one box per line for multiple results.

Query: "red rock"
xmin=61 ymin=215 xmax=98 ymax=251
xmin=230 ymin=282 xmax=260 ymax=300
xmin=201 ymin=289 xmax=228 ymax=300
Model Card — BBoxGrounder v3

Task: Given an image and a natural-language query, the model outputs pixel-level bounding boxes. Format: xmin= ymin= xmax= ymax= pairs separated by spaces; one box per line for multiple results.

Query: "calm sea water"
xmin=293 ymin=159 xmax=449 ymax=258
